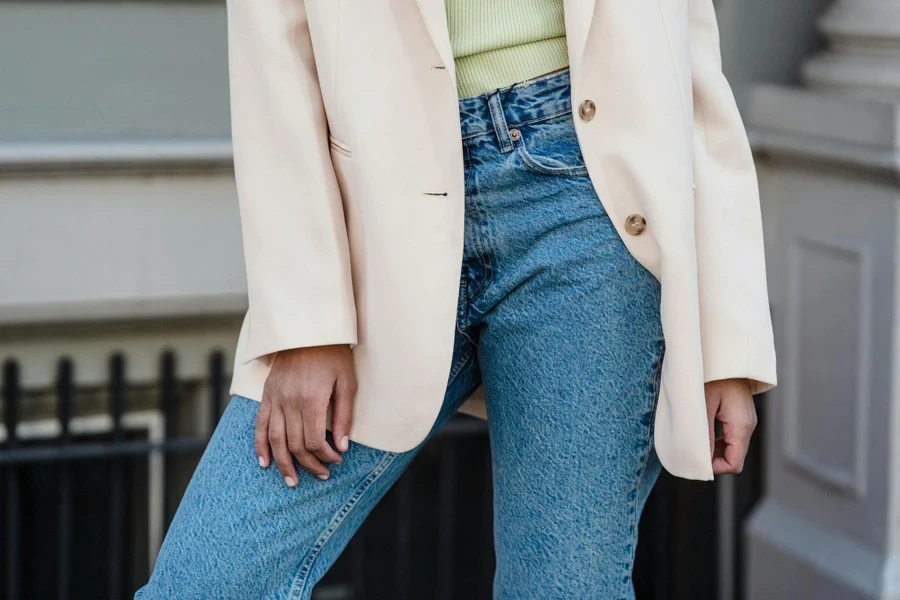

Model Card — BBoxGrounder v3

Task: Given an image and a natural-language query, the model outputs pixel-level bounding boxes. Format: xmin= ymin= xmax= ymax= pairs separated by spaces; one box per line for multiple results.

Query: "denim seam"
xmin=458 ymin=140 xmax=478 ymax=311
xmin=461 ymin=226 xmax=494 ymax=304
xmin=288 ymin=450 xmax=400 ymax=599
xmin=447 ymin=335 xmax=477 ymax=385
xmin=462 ymin=136 xmax=473 ymax=195
xmin=462 ymin=257 xmax=493 ymax=304
xmin=455 ymin=316 xmax=480 ymax=353
xmin=458 ymin=277 xmax=469 ymax=323
xmin=620 ymin=342 xmax=666 ymax=599
xmin=461 ymin=141 xmax=495 ymax=304
xmin=486 ymin=92 xmax=513 ymax=153
xmin=460 ymin=107 xmax=574 ymax=142
xmin=462 ymin=142 xmax=485 ymax=263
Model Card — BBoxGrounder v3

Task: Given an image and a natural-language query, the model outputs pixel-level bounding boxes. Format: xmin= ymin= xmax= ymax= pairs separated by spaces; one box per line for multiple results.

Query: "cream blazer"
xmin=227 ymin=0 xmax=778 ymax=481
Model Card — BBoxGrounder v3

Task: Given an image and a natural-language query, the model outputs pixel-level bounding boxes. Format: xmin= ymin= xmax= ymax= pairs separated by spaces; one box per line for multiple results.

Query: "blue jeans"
xmin=136 ymin=67 xmax=665 ymax=600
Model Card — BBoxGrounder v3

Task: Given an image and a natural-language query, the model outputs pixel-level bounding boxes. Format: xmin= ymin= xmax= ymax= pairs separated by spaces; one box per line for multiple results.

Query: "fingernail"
xmin=318 ymin=473 xmax=329 ymax=481
xmin=284 ymin=476 xmax=297 ymax=488
xmin=340 ymin=436 xmax=349 ymax=452
xmin=258 ymin=456 xmax=267 ymax=468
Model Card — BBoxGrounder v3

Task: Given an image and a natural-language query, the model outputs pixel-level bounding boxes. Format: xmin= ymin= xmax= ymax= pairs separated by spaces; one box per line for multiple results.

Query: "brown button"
xmin=624 ymin=214 xmax=647 ymax=235
xmin=579 ymin=99 xmax=596 ymax=121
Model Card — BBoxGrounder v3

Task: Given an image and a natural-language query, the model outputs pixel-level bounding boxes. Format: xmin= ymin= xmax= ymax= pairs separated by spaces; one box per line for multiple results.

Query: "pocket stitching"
xmin=513 ymin=134 xmax=589 ymax=178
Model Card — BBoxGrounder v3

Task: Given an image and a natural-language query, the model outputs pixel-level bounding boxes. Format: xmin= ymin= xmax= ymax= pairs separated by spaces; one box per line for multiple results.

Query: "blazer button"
xmin=624 ymin=214 xmax=647 ymax=235
xmin=578 ymin=99 xmax=596 ymax=121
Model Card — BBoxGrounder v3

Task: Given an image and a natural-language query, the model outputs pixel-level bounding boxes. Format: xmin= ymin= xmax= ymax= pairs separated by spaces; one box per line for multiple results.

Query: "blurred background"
xmin=1 ymin=0 xmax=897 ymax=598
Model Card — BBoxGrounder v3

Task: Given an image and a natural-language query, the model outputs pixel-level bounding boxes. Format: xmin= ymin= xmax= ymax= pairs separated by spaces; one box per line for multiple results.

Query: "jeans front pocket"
xmin=510 ymin=112 xmax=589 ymax=178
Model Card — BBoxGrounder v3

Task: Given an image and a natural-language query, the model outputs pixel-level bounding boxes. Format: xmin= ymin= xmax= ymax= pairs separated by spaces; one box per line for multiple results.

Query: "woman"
xmin=137 ymin=0 xmax=777 ymax=597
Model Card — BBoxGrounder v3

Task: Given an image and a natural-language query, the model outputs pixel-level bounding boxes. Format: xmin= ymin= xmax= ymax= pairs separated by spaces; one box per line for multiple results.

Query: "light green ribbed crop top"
xmin=445 ymin=0 xmax=570 ymax=99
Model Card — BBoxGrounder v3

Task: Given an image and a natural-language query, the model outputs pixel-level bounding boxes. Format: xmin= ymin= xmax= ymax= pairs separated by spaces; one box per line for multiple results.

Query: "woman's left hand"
xmin=705 ymin=378 xmax=758 ymax=475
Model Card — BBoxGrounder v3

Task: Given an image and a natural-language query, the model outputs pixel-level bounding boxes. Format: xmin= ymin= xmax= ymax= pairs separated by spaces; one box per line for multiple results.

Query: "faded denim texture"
xmin=136 ymin=67 xmax=666 ymax=600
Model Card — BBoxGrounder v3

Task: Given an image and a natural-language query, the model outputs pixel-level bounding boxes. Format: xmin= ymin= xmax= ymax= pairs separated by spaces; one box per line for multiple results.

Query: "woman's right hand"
xmin=255 ymin=344 xmax=357 ymax=487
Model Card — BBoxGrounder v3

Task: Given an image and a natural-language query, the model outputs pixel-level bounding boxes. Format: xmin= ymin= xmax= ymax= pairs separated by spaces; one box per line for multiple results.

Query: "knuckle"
xmin=261 ymin=384 xmax=279 ymax=403
xmin=299 ymin=391 xmax=326 ymax=406
xmin=299 ymin=382 xmax=331 ymax=403
xmin=303 ymin=463 xmax=326 ymax=476
xmin=305 ymin=439 xmax=324 ymax=452
xmin=287 ymin=440 xmax=305 ymax=455
xmin=299 ymin=455 xmax=320 ymax=468
xmin=268 ymin=431 xmax=284 ymax=445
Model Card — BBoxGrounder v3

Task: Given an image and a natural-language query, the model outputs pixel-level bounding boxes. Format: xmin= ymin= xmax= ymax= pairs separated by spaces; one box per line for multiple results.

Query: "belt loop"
xmin=486 ymin=90 xmax=514 ymax=153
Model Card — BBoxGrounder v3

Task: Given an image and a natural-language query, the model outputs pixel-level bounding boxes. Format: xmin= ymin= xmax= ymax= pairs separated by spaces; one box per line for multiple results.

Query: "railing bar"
xmin=437 ymin=443 xmax=455 ymax=600
xmin=0 ymin=418 xmax=485 ymax=464
xmin=57 ymin=360 xmax=73 ymax=440
xmin=3 ymin=359 xmax=22 ymax=600
xmin=480 ymin=444 xmax=494 ymax=595
xmin=433 ymin=417 xmax=487 ymax=438
xmin=394 ymin=474 xmax=412 ymax=598
xmin=111 ymin=355 xmax=126 ymax=441
xmin=351 ymin=529 xmax=366 ymax=600
xmin=160 ymin=351 xmax=177 ymax=530
xmin=0 ymin=438 xmax=211 ymax=464
xmin=108 ymin=354 xmax=126 ymax=600
xmin=653 ymin=478 xmax=671 ymax=600
xmin=56 ymin=359 xmax=74 ymax=600
xmin=209 ymin=351 xmax=225 ymax=432
xmin=6 ymin=469 xmax=21 ymax=600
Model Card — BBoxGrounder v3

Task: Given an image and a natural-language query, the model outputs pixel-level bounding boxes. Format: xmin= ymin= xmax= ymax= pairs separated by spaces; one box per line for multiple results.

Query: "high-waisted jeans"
xmin=136 ymin=66 xmax=666 ymax=600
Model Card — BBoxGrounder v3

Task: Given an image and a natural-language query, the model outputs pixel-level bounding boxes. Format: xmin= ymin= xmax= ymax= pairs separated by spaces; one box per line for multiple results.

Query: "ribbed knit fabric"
xmin=446 ymin=0 xmax=570 ymax=99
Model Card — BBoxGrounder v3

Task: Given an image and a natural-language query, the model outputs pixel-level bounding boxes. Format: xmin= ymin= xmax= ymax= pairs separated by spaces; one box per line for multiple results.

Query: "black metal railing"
xmin=1 ymin=351 xmax=765 ymax=600
xmin=2 ymin=352 xmax=222 ymax=600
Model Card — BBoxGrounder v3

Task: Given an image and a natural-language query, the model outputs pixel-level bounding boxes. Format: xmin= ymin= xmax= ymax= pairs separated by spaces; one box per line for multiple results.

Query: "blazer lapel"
xmin=563 ymin=0 xmax=598 ymax=84
xmin=414 ymin=0 xmax=598 ymax=88
xmin=414 ymin=0 xmax=456 ymax=79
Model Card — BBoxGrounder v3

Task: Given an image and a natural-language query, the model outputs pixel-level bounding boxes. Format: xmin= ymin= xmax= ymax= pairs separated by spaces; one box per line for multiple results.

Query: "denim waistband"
xmin=457 ymin=66 xmax=573 ymax=147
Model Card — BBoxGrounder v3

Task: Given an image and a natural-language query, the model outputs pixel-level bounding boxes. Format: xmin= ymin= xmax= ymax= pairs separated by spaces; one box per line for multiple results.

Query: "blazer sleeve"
xmin=688 ymin=0 xmax=777 ymax=396
xmin=226 ymin=0 xmax=357 ymax=364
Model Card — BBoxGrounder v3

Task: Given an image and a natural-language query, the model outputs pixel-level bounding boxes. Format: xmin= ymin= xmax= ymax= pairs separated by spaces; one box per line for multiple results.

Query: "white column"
xmin=802 ymin=0 xmax=900 ymax=101
xmin=745 ymin=1 xmax=900 ymax=599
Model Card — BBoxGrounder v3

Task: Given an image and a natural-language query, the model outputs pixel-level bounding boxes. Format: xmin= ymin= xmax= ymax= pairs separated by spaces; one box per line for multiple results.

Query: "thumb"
xmin=706 ymin=391 xmax=719 ymax=462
